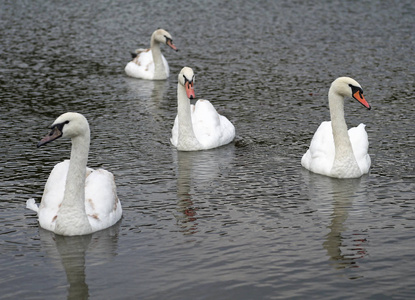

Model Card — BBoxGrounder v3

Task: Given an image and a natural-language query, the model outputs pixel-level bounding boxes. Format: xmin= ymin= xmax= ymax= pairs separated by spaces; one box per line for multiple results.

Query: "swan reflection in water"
xmin=125 ymin=78 xmax=169 ymax=139
xmin=302 ymin=170 xmax=369 ymax=272
xmin=172 ymin=145 xmax=235 ymax=235
xmin=38 ymin=222 xmax=121 ymax=300
xmin=125 ymin=77 xmax=168 ymax=110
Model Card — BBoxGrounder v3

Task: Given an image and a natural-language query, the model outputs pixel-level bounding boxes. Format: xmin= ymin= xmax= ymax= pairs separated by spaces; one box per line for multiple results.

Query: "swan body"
xmin=301 ymin=77 xmax=371 ymax=178
xmin=26 ymin=113 xmax=122 ymax=236
xmin=170 ymin=67 xmax=235 ymax=151
xmin=125 ymin=29 xmax=178 ymax=80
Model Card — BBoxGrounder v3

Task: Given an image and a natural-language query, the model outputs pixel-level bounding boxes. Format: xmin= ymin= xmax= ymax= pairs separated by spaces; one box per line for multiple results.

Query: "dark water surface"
xmin=1 ymin=0 xmax=414 ymax=299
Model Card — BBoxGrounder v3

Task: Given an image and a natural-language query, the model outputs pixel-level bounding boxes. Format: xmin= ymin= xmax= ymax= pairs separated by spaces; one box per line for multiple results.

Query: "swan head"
xmin=178 ymin=67 xmax=196 ymax=99
xmin=151 ymin=29 xmax=178 ymax=51
xmin=37 ymin=112 xmax=89 ymax=147
xmin=330 ymin=77 xmax=371 ymax=110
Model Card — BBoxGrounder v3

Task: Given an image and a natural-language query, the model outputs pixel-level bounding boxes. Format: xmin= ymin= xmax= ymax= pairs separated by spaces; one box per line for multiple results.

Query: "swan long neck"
xmin=176 ymin=83 xmax=201 ymax=150
xmin=56 ymin=131 xmax=92 ymax=235
xmin=328 ymin=89 xmax=360 ymax=173
xmin=150 ymin=37 xmax=165 ymax=79
xmin=329 ymin=90 xmax=351 ymax=149
xmin=64 ymin=134 xmax=89 ymax=208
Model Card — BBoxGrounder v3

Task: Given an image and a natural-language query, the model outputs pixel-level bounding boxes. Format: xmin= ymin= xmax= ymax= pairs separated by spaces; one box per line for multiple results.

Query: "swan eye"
xmin=349 ymin=84 xmax=363 ymax=97
xmin=164 ymin=36 xmax=172 ymax=44
xmin=51 ymin=120 xmax=70 ymax=131
xmin=183 ymin=75 xmax=194 ymax=85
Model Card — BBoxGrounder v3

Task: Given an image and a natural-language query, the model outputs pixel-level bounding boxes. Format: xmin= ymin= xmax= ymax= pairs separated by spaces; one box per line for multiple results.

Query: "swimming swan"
xmin=301 ymin=77 xmax=371 ymax=178
xmin=125 ymin=29 xmax=178 ymax=80
xmin=170 ymin=67 xmax=235 ymax=151
xmin=26 ymin=112 xmax=122 ymax=236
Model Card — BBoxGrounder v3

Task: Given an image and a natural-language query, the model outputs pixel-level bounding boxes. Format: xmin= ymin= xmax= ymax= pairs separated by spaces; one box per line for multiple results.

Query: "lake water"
xmin=1 ymin=0 xmax=414 ymax=299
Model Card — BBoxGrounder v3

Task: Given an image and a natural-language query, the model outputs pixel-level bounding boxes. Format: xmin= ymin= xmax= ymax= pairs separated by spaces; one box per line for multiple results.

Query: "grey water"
xmin=1 ymin=0 xmax=414 ymax=299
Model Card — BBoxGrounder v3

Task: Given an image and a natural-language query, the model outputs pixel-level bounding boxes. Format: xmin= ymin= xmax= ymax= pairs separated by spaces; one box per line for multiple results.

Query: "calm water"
xmin=1 ymin=0 xmax=414 ymax=299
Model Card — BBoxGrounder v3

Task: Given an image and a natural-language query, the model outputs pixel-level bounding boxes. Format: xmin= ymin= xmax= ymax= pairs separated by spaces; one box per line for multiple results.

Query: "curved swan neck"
xmin=65 ymin=134 xmax=89 ymax=205
xmin=328 ymin=89 xmax=361 ymax=176
xmin=56 ymin=132 xmax=92 ymax=235
xmin=150 ymin=37 xmax=165 ymax=79
xmin=176 ymin=83 xmax=201 ymax=150
xmin=329 ymin=90 xmax=349 ymax=145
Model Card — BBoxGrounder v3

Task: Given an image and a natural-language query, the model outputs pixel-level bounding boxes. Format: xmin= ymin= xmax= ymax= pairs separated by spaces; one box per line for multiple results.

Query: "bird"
xmin=125 ymin=29 xmax=178 ymax=80
xmin=301 ymin=77 xmax=371 ymax=178
xmin=26 ymin=112 xmax=122 ymax=236
xmin=171 ymin=67 xmax=235 ymax=151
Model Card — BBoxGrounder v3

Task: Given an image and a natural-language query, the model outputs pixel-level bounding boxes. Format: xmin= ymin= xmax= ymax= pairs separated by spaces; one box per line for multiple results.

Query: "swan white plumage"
xmin=170 ymin=67 xmax=236 ymax=151
xmin=301 ymin=77 xmax=371 ymax=178
xmin=26 ymin=112 xmax=122 ymax=236
xmin=125 ymin=29 xmax=178 ymax=80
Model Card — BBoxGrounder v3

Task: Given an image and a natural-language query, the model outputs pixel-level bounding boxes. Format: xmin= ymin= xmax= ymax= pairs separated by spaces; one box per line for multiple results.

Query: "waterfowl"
xmin=26 ymin=112 xmax=122 ymax=236
xmin=301 ymin=77 xmax=371 ymax=178
xmin=125 ymin=29 xmax=178 ymax=80
xmin=171 ymin=67 xmax=235 ymax=151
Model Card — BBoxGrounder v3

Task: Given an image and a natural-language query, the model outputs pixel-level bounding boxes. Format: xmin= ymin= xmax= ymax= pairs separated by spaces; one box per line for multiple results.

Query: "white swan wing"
xmin=26 ymin=198 xmax=39 ymax=213
xmin=125 ymin=50 xmax=154 ymax=80
xmin=84 ymin=169 xmax=122 ymax=232
xmin=36 ymin=160 xmax=70 ymax=232
xmin=125 ymin=50 xmax=169 ymax=79
xmin=302 ymin=122 xmax=371 ymax=177
xmin=349 ymin=123 xmax=371 ymax=174
xmin=33 ymin=160 xmax=121 ymax=233
xmin=301 ymin=121 xmax=335 ymax=176
xmin=218 ymin=114 xmax=236 ymax=145
xmin=161 ymin=54 xmax=169 ymax=77
xmin=170 ymin=114 xmax=180 ymax=147
xmin=192 ymin=99 xmax=235 ymax=149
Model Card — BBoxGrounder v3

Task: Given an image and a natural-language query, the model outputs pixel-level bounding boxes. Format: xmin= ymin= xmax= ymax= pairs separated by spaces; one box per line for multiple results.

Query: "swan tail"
xmin=26 ymin=198 xmax=39 ymax=213
xmin=301 ymin=150 xmax=311 ymax=169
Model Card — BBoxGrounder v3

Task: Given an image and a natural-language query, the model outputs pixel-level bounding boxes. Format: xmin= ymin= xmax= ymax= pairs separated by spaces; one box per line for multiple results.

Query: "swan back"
xmin=84 ymin=169 xmax=122 ymax=231
xmin=125 ymin=53 xmax=169 ymax=80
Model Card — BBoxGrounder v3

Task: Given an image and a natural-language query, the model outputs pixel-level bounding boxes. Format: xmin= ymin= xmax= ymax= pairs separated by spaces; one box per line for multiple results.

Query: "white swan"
xmin=170 ymin=67 xmax=236 ymax=151
xmin=26 ymin=112 xmax=122 ymax=236
xmin=125 ymin=29 xmax=178 ymax=80
xmin=301 ymin=77 xmax=371 ymax=178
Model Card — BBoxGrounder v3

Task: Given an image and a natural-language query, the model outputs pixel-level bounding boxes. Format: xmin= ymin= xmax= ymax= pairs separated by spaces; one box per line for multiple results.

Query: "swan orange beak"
xmin=185 ymin=81 xmax=195 ymax=99
xmin=167 ymin=40 xmax=178 ymax=52
xmin=353 ymin=90 xmax=371 ymax=110
xmin=37 ymin=125 xmax=63 ymax=147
